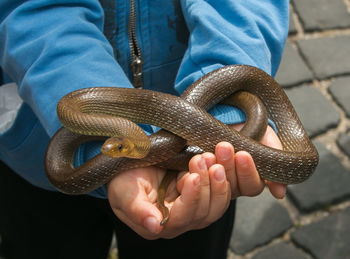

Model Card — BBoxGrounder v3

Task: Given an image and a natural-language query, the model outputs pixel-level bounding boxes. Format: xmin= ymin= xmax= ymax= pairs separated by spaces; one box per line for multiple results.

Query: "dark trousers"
xmin=0 ymin=161 xmax=235 ymax=259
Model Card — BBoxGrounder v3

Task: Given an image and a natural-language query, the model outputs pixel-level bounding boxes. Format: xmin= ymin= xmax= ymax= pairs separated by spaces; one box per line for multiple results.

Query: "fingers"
xmin=169 ymin=172 xmax=201 ymax=229
xmin=107 ymin=167 xmax=165 ymax=238
xmin=167 ymin=154 xmax=230 ymax=234
xmin=188 ymin=155 xmax=231 ymax=227
xmin=260 ymin=126 xmax=286 ymax=199
xmin=188 ymin=153 xmax=215 ymax=221
xmin=176 ymin=152 xmax=216 ymax=193
xmin=107 ymin=166 xmax=210 ymax=239
xmin=260 ymin=126 xmax=283 ymax=149
xmin=233 ymin=124 xmax=286 ymax=199
xmin=196 ymin=128 xmax=285 ymax=202
xmin=267 ymin=181 xmax=286 ymax=199
xmin=215 ymin=142 xmax=265 ymax=198
xmin=215 ymin=142 xmax=238 ymax=197
xmin=205 ymin=164 xmax=231 ymax=224
xmin=201 ymin=152 xmax=217 ymax=167
xmin=115 ymin=125 xmax=285 ymax=239
xmin=218 ymin=126 xmax=286 ymax=200
xmin=114 ymin=197 xmax=164 ymax=237
xmin=187 ymin=154 xmax=211 ymax=221
xmin=235 ymin=151 xmax=265 ymax=196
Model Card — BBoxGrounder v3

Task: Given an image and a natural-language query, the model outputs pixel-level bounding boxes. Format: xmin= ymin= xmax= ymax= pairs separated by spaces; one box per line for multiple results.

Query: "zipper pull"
xmin=131 ymin=56 xmax=143 ymax=88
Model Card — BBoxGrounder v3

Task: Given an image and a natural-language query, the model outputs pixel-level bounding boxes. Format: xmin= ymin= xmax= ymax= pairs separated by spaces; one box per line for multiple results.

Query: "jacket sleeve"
xmin=0 ymin=0 xmax=135 ymax=198
xmin=0 ymin=0 xmax=134 ymax=137
xmin=175 ymin=0 xmax=289 ymax=125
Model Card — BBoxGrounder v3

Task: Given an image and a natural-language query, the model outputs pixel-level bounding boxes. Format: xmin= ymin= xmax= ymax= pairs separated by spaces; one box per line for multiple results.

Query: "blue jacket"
xmin=0 ymin=0 xmax=289 ymax=198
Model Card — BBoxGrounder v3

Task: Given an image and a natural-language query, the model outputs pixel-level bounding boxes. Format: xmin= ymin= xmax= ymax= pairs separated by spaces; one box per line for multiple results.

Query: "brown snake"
xmin=45 ymin=65 xmax=319 ymax=224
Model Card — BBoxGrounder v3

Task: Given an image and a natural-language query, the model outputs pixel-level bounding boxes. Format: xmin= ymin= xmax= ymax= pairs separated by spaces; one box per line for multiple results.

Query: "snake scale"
xmin=45 ymin=65 xmax=319 ymax=223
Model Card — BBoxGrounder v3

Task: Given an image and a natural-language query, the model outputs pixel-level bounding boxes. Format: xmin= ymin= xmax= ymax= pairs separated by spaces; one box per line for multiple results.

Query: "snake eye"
xmin=101 ymin=137 xmax=130 ymax=158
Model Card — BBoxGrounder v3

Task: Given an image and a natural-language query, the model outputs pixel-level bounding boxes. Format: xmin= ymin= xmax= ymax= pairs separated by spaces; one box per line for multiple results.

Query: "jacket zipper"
xmin=128 ymin=0 xmax=143 ymax=88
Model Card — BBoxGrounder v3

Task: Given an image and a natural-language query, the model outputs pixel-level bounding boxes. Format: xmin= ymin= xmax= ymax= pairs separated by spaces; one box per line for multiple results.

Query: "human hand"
xmin=215 ymin=125 xmax=286 ymax=200
xmin=107 ymin=125 xmax=285 ymax=239
xmin=165 ymin=124 xmax=285 ymax=235
xmin=106 ymin=153 xmax=232 ymax=239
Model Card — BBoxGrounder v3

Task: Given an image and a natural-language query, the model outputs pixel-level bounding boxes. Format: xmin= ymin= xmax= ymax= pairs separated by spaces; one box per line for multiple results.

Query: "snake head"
xmin=101 ymin=137 xmax=135 ymax=158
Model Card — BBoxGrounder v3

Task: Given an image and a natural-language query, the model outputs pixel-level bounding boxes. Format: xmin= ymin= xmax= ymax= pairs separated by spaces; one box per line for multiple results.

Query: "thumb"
xmin=124 ymin=192 xmax=164 ymax=234
xmin=107 ymin=169 xmax=164 ymax=235
xmin=111 ymin=198 xmax=164 ymax=238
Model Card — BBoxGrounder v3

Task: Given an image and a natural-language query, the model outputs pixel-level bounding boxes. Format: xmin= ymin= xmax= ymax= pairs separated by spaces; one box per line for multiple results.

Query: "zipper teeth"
xmin=128 ymin=0 xmax=141 ymax=60
xmin=128 ymin=0 xmax=143 ymax=88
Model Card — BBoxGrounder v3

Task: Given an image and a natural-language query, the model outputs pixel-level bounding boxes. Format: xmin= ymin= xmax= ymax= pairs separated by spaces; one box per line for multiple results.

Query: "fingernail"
xmin=217 ymin=146 xmax=231 ymax=161
xmin=198 ymin=157 xmax=207 ymax=171
xmin=144 ymin=216 xmax=158 ymax=234
xmin=215 ymin=167 xmax=225 ymax=182
xmin=236 ymin=152 xmax=249 ymax=169
xmin=193 ymin=174 xmax=200 ymax=187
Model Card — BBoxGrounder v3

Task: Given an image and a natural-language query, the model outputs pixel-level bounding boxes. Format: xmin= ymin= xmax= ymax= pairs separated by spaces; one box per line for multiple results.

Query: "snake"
xmin=45 ymin=65 xmax=319 ymax=224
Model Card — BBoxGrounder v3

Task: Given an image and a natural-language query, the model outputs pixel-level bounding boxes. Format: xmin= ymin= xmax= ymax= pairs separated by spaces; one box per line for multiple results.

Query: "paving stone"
xmin=297 ymin=36 xmax=350 ymax=79
xmin=275 ymin=43 xmax=313 ymax=87
xmin=292 ymin=0 xmax=350 ymax=31
xmin=291 ymin=207 xmax=350 ymax=259
xmin=337 ymin=132 xmax=350 ymax=158
xmin=289 ymin=10 xmax=297 ymax=35
xmin=252 ymin=242 xmax=309 ymax=259
xmin=328 ymin=76 xmax=350 ymax=118
xmin=230 ymin=190 xmax=293 ymax=254
xmin=284 ymin=85 xmax=340 ymax=137
xmin=288 ymin=142 xmax=350 ymax=212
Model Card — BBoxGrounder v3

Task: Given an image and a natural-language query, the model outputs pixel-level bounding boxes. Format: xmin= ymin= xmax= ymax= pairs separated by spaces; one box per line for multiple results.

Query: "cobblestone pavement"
xmin=228 ymin=1 xmax=350 ymax=258
xmin=106 ymin=2 xmax=350 ymax=259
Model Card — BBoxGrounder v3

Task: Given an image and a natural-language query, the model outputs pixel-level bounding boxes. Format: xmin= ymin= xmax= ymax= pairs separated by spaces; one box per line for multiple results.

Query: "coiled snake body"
xmin=45 ymin=65 xmax=319 ymax=223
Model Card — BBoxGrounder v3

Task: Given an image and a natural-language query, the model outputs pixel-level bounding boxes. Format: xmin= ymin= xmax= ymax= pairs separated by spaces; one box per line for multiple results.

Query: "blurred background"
xmin=227 ymin=1 xmax=350 ymax=258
